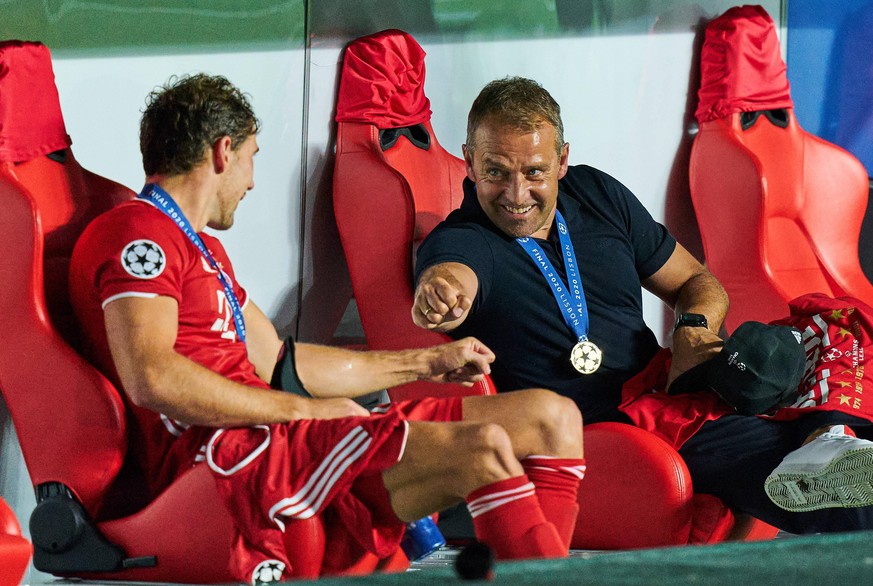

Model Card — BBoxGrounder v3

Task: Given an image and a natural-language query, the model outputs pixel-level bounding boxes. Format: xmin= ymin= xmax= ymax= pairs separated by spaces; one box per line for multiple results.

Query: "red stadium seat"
xmin=0 ymin=40 xmax=382 ymax=583
xmin=332 ymin=29 xmax=777 ymax=549
xmin=689 ymin=5 xmax=872 ymax=333
xmin=0 ymin=497 xmax=32 ymax=586
xmin=333 ymin=29 xmax=495 ymax=402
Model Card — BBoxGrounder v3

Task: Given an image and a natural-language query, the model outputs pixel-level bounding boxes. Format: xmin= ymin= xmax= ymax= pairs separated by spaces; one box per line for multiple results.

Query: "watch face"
xmin=675 ymin=313 xmax=708 ymax=330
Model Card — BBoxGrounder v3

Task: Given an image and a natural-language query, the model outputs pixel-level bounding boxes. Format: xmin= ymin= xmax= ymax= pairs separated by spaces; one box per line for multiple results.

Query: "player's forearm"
xmin=294 ymin=343 xmax=434 ymax=398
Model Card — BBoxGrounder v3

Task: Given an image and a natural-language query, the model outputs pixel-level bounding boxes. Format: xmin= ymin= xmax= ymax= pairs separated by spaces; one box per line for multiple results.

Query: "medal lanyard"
xmin=516 ymin=209 xmax=589 ymax=344
xmin=136 ymin=183 xmax=247 ymax=343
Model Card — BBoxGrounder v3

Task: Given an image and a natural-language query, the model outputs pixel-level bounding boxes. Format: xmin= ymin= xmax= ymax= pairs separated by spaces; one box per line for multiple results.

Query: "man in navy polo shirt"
xmin=413 ymin=76 xmax=873 ymax=534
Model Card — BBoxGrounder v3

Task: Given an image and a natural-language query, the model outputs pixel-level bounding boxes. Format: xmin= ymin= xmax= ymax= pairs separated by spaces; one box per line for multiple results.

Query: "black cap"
xmin=668 ymin=321 xmax=807 ymax=415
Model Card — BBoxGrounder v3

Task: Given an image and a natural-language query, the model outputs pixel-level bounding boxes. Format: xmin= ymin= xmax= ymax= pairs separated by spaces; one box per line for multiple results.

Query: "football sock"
xmin=835 ymin=424 xmax=858 ymax=438
xmin=522 ymin=456 xmax=586 ymax=548
xmin=465 ymin=474 xmax=566 ymax=560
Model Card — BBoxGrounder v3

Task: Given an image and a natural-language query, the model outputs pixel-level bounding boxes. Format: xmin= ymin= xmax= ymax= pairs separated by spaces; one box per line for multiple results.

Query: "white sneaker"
xmin=764 ymin=425 xmax=873 ymax=513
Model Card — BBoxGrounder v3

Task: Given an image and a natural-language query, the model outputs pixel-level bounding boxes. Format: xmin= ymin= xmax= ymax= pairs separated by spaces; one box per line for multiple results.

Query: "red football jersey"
xmin=70 ymin=199 xmax=265 ymax=494
xmin=618 ymin=293 xmax=873 ymax=452
xmin=769 ymin=293 xmax=873 ymax=422
xmin=71 ymin=200 xmax=468 ymax=582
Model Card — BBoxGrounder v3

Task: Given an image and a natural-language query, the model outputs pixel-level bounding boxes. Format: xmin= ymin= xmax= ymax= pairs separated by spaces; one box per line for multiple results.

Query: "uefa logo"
xmin=120 ymin=239 xmax=166 ymax=279
xmin=251 ymin=560 xmax=285 ymax=585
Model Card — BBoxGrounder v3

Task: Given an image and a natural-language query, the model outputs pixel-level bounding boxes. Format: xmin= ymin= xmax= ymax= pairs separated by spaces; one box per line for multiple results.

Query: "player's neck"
xmin=147 ymin=171 xmax=214 ymax=232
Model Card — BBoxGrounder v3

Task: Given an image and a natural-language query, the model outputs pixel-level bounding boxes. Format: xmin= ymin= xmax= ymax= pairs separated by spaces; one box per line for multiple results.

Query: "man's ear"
xmin=462 ymin=145 xmax=476 ymax=182
xmin=557 ymin=142 xmax=570 ymax=180
xmin=212 ymin=136 xmax=233 ymax=173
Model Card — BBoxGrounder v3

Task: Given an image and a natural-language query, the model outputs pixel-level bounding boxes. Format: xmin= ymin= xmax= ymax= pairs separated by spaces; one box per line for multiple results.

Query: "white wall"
xmin=1 ymin=2 xmax=782 ymax=582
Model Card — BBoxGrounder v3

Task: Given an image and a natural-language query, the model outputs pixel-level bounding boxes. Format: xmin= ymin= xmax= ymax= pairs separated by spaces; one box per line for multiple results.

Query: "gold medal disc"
xmin=570 ymin=340 xmax=602 ymax=375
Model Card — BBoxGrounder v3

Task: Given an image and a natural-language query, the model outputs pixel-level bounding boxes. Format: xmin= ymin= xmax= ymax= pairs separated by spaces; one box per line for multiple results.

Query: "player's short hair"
xmin=140 ymin=73 xmax=260 ymax=176
xmin=466 ymin=76 xmax=564 ymax=155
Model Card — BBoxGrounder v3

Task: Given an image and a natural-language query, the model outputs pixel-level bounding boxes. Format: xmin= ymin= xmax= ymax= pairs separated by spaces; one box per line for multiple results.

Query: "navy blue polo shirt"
xmin=414 ymin=165 xmax=676 ymax=422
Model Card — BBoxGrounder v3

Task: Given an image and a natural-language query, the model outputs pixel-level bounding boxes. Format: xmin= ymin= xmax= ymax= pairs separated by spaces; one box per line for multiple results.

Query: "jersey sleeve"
xmin=89 ymin=209 xmax=190 ymax=308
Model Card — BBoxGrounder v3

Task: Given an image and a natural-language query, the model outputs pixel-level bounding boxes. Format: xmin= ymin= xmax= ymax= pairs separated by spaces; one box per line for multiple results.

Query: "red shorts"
xmin=375 ymin=394 xmax=464 ymax=421
xmin=206 ymin=396 xmax=463 ymax=583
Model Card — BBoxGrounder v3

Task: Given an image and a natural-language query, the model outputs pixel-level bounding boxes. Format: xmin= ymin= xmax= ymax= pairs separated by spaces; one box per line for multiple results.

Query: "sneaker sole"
xmin=764 ymin=448 xmax=873 ymax=512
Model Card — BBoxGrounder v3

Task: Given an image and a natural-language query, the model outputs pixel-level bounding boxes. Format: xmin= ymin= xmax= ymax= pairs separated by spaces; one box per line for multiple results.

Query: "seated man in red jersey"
xmin=68 ymin=73 xmax=585 ymax=585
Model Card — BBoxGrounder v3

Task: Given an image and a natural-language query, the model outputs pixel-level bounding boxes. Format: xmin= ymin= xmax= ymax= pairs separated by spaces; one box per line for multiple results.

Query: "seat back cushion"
xmin=333 ymin=30 xmax=492 ymax=399
xmin=0 ymin=40 xmax=134 ymax=515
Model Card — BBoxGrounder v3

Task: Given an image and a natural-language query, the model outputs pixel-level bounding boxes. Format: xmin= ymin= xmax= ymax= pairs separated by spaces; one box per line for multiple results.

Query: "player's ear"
xmin=212 ymin=136 xmax=233 ymax=173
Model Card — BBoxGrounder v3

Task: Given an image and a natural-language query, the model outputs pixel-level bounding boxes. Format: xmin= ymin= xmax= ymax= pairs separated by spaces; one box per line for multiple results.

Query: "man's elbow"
xmin=119 ymin=363 xmax=169 ymax=411
xmin=124 ymin=384 xmax=162 ymax=411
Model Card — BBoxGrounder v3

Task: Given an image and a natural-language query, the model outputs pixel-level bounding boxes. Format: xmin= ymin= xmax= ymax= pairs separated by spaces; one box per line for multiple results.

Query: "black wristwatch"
xmin=673 ymin=312 xmax=708 ymax=333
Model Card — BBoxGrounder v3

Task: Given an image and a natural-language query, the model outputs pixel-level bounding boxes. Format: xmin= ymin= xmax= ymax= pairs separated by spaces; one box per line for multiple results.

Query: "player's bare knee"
xmin=527 ymin=389 xmax=583 ymax=456
xmin=471 ymin=422 xmax=519 ymax=472
xmin=459 ymin=423 xmax=522 ymax=491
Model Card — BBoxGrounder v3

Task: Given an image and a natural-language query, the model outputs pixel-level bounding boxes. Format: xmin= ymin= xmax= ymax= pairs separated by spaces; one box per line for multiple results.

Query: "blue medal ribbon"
xmin=516 ymin=209 xmax=589 ymax=345
xmin=137 ymin=183 xmax=247 ymax=343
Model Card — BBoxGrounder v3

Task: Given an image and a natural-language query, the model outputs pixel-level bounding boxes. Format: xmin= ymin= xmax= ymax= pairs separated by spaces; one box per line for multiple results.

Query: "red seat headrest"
xmin=695 ymin=5 xmax=793 ymax=124
xmin=0 ymin=40 xmax=71 ymax=163
xmin=335 ymin=29 xmax=432 ymax=128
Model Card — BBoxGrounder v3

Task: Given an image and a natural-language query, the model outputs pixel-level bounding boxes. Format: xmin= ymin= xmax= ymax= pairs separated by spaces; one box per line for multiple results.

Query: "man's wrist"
xmin=412 ymin=347 xmax=438 ymax=381
xmin=673 ymin=312 xmax=709 ymax=334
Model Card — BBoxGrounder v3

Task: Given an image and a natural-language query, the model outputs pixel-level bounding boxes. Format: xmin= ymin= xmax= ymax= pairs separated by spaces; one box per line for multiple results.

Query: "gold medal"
xmin=570 ymin=340 xmax=602 ymax=375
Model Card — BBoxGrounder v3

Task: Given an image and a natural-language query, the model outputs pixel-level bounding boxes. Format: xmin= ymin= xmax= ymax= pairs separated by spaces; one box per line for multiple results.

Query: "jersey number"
xmin=211 ymin=289 xmax=238 ymax=341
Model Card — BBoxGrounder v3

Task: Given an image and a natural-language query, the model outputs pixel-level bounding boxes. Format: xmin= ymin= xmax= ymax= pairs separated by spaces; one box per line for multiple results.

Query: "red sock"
xmin=522 ymin=456 xmax=586 ymax=549
xmin=836 ymin=425 xmax=858 ymax=438
xmin=465 ymin=475 xmax=566 ymax=560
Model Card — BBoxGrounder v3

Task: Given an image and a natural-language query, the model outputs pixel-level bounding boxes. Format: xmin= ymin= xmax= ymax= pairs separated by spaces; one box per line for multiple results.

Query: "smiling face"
xmin=464 ymin=119 xmax=569 ymax=240
xmin=210 ymin=134 xmax=258 ymax=230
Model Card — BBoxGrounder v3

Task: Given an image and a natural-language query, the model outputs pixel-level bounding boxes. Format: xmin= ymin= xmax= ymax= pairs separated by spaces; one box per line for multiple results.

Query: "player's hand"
xmin=666 ymin=326 xmax=724 ymax=390
xmin=303 ymin=397 xmax=370 ymax=420
xmin=413 ymin=268 xmax=473 ymax=331
xmin=420 ymin=337 xmax=495 ymax=386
